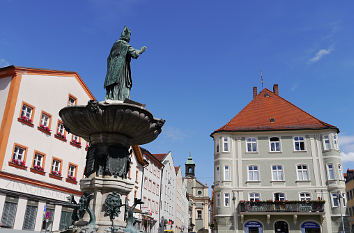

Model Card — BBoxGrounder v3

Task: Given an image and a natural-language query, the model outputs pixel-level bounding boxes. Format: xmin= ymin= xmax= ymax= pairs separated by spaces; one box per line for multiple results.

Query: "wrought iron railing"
xmin=239 ymin=201 xmax=324 ymax=213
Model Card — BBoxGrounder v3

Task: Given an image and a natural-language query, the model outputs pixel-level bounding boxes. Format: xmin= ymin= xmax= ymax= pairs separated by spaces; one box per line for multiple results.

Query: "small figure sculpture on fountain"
xmin=104 ymin=26 xmax=147 ymax=101
xmin=124 ymin=198 xmax=144 ymax=233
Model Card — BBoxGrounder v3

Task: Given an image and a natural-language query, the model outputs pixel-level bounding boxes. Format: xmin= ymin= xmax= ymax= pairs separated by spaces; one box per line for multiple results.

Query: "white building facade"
xmin=174 ymin=166 xmax=189 ymax=233
xmin=0 ymin=66 xmax=94 ymax=231
xmin=212 ymin=85 xmax=348 ymax=233
xmin=155 ymin=152 xmax=177 ymax=232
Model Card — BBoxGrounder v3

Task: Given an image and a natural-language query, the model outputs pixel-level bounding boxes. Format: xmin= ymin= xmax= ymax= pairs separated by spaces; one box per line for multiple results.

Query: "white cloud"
xmin=341 ymin=152 xmax=354 ymax=162
xmin=309 ymin=48 xmax=332 ymax=63
xmin=163 ymin=126 xmax=189 ymax=141
xmin=0 ymin=58 xmax=9 ymax=68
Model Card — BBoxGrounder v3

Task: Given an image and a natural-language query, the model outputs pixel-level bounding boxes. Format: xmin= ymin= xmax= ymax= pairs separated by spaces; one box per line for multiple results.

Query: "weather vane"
xmin=260 ymin=71 xmax=264 ymax=89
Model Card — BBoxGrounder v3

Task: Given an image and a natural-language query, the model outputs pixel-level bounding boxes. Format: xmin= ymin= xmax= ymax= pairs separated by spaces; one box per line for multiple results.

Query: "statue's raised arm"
xmin=104 ymin=26 xmax=147 ymax=101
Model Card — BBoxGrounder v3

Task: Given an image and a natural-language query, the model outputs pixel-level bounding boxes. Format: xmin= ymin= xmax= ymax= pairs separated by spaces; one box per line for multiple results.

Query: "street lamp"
xmin=337 ymin=191 xmax=345 ymax=233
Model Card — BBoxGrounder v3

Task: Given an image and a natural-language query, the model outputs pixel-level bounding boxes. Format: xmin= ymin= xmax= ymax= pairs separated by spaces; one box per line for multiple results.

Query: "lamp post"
xmin=337 ymin=191 xmax=345 ymax=233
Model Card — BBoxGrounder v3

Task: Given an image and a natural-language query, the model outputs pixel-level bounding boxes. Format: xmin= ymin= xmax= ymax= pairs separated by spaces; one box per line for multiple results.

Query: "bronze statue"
xmin=104 ymin=26 xmax=147 ymax=101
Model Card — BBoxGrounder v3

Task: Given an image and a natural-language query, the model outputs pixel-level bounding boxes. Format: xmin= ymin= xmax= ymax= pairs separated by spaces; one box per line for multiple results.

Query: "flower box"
xmin=8 ymin=160 xmax=27 ymax=170
xmin=66 ymin=176 xmax=78 ymax=184
xmin=30 ymin=167 xmax=45 ymax=175
xmin=18 ymin=116 xmax=34 ymax=127
xmin=38 ymin=125 xmax=51 ymax=135
xmin=49 ymin=171 xmax=62 ymax=180
xmin=70 ymin=140 xmax=82 ymax=148
xmin=54 ymin=133 xmax=67 ymax=142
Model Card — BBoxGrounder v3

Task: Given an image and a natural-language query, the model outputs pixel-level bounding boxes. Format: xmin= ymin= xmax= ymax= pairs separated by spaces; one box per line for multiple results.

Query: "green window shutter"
xmin=59 ymin=210 xmax=73 ymax=230
xmin=23 ymin=204 xmax=38 ymax=230
xmin=1 ymin=201 xmax=18 ymax=228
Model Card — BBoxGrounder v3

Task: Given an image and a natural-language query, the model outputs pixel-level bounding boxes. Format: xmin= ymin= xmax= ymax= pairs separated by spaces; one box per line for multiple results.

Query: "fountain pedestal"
xmin=59 ymin=100 xmax=164 ymax=233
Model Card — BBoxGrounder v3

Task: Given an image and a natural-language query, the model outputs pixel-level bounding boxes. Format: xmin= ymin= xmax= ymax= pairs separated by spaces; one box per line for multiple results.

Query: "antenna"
xmin=260 ymin=72 xmax=264 ymax=89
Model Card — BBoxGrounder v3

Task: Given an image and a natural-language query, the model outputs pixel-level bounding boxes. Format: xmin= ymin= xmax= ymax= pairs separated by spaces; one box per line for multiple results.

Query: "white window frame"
xmin=72 ymin=135 xmax=79 ymax=143
xmin=216 ymin=193 xmax=220 ymax=207
xmin=323 ymin=135 xmax=331 ymax=150
xmin=224 ymin=165 xmax=230 ymax=181
xmin=222 ymin=137 xmax=229 ymax=152
xmin=68 ymin=96 xmax=76 ymax=106
xmin=269 ymin=137 xmax=281 ymax=152
xmin=52 ymin=160 xmax=61 ymax=172
xmin=40 ymin=113 xmax=50 ymax=127
xmin=333 ymin=134 xmax=339 ymax=150
xmin=338 ymin=164 xmax=344 ymax=180
xmin=21 ymin=104 xmax=32 ymax=119
xmin=215 ymin=166 xmax=220 ymax=182
xmin=249 ymin=193 xmax=260 ymax=201
xmin=299 ymin=192 xmax=311 ymax=201
xmin=224 ymin=193 xmax=230 ymax=207
xmin=13 ymin=146 xmax=25 ymax=162
xmin=331 ymin=193 xmax=339 ymax=207
xmin=294 ymin=136 xmax=306 ymax=151
xmin=272 ymin=165 xmax=284 ymax=181
xmin=246 ymin=137 xmax=257 ymax=152
xmin=57 ymin=122 xmax=65 ymax=135
xmin=216 ymin=138 xmax=220 ymax=153
xmin=327 ymin=164 xmax=335 ymax=180
xmin=68 ymin=165 xmax=76 ymax=177
xmin=273 ymin=192 xmax=286 ymax=201
xmin=248 ymin=165 xmax=259 ymax=181
xmin=33 ymin=153 xmax=43 ymax=167
xmin=296 ymin=164 xmax=309 ymax=181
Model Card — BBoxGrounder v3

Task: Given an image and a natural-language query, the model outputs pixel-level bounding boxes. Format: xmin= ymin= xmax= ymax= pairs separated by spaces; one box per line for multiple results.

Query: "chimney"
xmin=273 ymin=84 xmax=279 ymax=95
xmin=253 ymin=86 xmax=257 ymax=98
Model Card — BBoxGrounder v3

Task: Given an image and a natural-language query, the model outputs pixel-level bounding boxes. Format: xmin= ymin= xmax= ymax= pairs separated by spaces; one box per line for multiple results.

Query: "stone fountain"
xmin=59 ymin=26 xmax=164 ymax=233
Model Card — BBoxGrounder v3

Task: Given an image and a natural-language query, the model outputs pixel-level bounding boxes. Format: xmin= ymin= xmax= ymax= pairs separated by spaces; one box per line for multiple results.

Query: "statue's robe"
xmin=104 ymin=40 xmax=140 ymax=101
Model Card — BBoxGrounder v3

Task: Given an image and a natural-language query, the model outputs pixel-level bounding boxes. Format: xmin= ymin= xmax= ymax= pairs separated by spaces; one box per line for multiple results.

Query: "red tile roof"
xmin=174 ymin=166 xmax=180 ymax=174
xmin=212 ymin=88 xmax=338 ymax=135
xmin=152 ymin=153 xmax=167 ymax=162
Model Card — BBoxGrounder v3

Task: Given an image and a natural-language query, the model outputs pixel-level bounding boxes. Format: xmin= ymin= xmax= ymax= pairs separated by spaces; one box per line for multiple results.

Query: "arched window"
xmin=274 ymin=221 xmax=289 ymax=233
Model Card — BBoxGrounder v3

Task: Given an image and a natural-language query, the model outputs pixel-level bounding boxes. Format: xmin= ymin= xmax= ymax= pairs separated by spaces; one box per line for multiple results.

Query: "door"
xmin=274 ymin=221 xmax=289 ymax=233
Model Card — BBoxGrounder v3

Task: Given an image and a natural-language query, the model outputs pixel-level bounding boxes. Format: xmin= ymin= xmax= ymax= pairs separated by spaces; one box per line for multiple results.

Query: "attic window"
xmin=264 ymin=93 xmax=270 ymax=97
xmin=270 ymin=118 xmax=275 ymax=122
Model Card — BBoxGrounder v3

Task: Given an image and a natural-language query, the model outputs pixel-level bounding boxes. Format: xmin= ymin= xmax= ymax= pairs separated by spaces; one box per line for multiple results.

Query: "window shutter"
xmin=1 ymin=201 xmax=18 ymax=228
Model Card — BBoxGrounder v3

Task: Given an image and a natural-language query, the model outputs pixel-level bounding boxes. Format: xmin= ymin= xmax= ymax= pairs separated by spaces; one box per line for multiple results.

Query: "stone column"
xmin=13 ymin=197 xmax=27 ymax=230
xmin=34 ymin=201 xmax=46 ymax=231
xmin=52 ymin=204 xmax=62 ymax=231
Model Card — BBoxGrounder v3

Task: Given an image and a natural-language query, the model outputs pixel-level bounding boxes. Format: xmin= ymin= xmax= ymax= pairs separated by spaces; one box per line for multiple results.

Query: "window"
xmin=40 ymin=112 xmax=51 ymax=127
xmin=57 ymin=121 xmax=65 ymax=136
xmin=249 ymin=193 xmax=260 ymax=201
xmin=215 ymin=166 xmax=220 ymax=181
xmin=338 ymin=164 xmax=344 ymax=180
xmin=333 ymin=134 xmax=339 ymax=150
xmin=72 ymin=135 xmax=79 ymax=143
xmin=224 ymin=193 xmax=230 ymax=207
xmin=1 ymin=196 xmax=18 ymax=228
xmin=216 ymin=138 xmax=220 ymax=153
xmin=323 ymin=135 xmax=331 ymax=150
xmin=224 ymin=165 xmax=230 ymax=181
xmin=157 ymin=184 xmax=159 ymax=195
xmin=327 ymin=164 xmax=335 ymax=180
xmin=216 ymin=193 xmax=220 ymax=207
xmin=331 ymin=193 xmax=339 ymax=207
xmin=223 ymin=137 xmax=229 ymax=152
xmin=68 ymin=164 xmax=76 ymax=178
xmin=68 ymin=95 xmax=77 ymax=106
xmin=299 ymin=192 xmax=311 ymax=201
xmin=294 ymin=136 xmax=305 ymax=151
xmin=297 ymin=165 xmax=309 ymax=181
xmin=274 ymin=193 xmax=285 ymax=201
xmin=246 ymin=137 xmax=257 ymax=152
xmin=22 ymin=201 xmax=38 ymax=230
xmin=272 ymin=165 xmax=284 ymax=181
xmin=248 ymin=165 xmax=259 ymax=181
xmin=12 ymin=145 xmax=26 ymax=162
xmin=197 ymin=210 xmax=202 ymax=219
xmin=33 ymin=152 xmax=44 ymax=168
xmin=269 ymin=137 xmax=281 ymax=152
xmin=52 ymin=159 xmax=61 ymax=172
xmin=20 ymin=103 xmax=34 ymax=122
xmin=198 ymin=190 xmax=202 ymax=196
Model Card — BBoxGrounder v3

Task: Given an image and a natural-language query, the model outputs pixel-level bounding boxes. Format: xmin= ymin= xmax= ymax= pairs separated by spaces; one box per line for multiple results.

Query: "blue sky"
xmin=2 ymin=0 xmax=354 ymax=186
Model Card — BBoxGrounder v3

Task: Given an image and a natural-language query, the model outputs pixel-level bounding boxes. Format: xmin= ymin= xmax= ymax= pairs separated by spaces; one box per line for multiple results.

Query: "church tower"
xmin=185 ymin=154 xmax=195 ymax=177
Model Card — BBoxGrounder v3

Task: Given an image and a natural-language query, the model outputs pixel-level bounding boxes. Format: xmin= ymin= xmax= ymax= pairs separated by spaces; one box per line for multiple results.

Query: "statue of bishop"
xmin=104 ymin=26 xmax=146 ymax=101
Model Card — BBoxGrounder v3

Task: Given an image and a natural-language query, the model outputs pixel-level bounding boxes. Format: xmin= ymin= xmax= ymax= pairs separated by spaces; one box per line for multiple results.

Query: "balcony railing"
xmin=239 ymin=201 xmax=325 ymax=213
